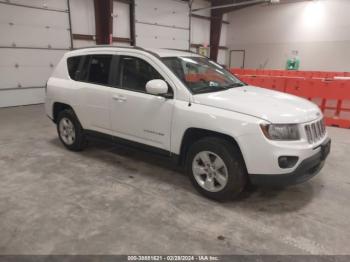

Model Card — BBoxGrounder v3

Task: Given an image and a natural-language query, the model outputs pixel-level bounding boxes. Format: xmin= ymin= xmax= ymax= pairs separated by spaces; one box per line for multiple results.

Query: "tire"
xmin=56 ymin=109 xmax=87 ymax=151
xmin=186 ymin=137 xmax=247 ymax=201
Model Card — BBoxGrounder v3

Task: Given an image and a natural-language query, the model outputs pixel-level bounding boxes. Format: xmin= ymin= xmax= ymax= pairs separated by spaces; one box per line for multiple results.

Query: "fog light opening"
xmin=278 ymin=156 xmax=299 ymax=169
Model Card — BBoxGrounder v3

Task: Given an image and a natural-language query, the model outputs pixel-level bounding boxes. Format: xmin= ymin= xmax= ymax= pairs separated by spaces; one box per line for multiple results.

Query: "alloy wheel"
xmin=192 ymin=151 xmax=229 ymax=192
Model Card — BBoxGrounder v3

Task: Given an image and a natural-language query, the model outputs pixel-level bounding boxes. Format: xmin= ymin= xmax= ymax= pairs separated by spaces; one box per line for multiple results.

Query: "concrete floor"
xmin=0 ymin=104 xmax=350 ymax=255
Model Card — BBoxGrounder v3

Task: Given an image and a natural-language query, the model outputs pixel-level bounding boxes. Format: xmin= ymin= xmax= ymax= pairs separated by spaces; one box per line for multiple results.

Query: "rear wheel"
xmin=57 ymin=109 xmax=86 ymax=151
xmin=186 ymin=137 xmax=247 ymax=201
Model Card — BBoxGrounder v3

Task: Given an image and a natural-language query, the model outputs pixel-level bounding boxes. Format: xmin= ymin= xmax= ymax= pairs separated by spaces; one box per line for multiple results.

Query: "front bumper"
xmin=249 ymin=138 xmax=331 ymax=187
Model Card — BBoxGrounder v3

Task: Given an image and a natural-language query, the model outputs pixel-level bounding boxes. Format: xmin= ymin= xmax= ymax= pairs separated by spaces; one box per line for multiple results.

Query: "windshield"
xmin=161 ymin=56 xmax=245 ymax=94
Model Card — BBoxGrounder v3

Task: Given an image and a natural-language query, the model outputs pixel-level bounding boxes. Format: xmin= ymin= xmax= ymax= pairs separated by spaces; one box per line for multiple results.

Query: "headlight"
xmin=260 ymin=124 xmax=300 ymax=141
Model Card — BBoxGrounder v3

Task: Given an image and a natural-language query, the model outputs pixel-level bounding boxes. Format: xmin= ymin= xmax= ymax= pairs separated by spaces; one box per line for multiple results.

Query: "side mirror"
xmin=146 ymin=79 xmax=170 ymax=97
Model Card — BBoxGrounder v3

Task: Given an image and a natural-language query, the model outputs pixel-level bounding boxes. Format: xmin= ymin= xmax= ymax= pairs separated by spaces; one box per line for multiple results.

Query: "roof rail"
xmin=72 ymin=45 xmax=141 ymax=50
xmin=164 ymin=48 xmax=202 ymax=56
xmin=72 ymin=45 xmax=160 ymax=58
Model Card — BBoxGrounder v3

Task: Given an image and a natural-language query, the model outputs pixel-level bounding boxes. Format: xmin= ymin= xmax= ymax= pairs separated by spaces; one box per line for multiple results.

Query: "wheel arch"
xmin=52 ymin=102 xmax=73 ymax=123
xmin=178 ymin=128 xmax=246 ymax=167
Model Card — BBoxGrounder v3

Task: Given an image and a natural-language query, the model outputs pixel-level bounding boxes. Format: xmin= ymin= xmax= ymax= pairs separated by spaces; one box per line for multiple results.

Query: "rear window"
xmin=67 ymin=56 xmax=82 ymax=80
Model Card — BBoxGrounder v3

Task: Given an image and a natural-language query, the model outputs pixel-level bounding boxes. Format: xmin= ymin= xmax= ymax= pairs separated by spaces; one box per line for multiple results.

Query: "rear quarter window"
xmin=67 ymin=56 xmax=82 ymax=80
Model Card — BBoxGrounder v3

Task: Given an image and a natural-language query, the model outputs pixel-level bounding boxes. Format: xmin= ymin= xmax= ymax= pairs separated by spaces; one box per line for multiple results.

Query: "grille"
xmin=305 ymin=119 xmax=326 ymax=144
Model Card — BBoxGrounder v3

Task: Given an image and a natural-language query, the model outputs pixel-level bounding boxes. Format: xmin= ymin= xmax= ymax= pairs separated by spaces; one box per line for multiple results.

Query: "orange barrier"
xmin=238 ymin=76 xmax=287 ymax=92
xmin=319 ymin=81 xmax=350 ymax=128
xmin=237 ymin=74 xmax=350 ymax=129
xmin=237 ymin=76 xmax=288 ymax=92
xmin=230 ymin=68 xmax=350 ymax=79
xmin=286 ymin=80 xmax=350 ymax=128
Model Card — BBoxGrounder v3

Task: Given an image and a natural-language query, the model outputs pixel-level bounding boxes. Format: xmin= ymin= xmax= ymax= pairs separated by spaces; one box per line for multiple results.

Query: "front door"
xmin=110 ymin=55 xmax=174 ymax=152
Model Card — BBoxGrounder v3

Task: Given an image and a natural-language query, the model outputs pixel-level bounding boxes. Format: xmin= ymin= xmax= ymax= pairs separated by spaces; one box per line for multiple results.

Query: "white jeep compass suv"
xmin=45 ymin=46 xmax=331 ymax=200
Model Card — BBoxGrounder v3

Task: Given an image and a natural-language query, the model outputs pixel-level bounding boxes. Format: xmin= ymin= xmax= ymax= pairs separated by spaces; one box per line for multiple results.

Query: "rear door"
xmin=70 ymin=54 xmax=114 ymax=133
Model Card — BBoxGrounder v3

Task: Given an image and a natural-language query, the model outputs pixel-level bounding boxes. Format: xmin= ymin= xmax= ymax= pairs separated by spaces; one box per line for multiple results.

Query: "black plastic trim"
xmin=250 ymin=138 xmax=331 ymax=187
xmin=84 ymin=130 xmax=179 ymax=164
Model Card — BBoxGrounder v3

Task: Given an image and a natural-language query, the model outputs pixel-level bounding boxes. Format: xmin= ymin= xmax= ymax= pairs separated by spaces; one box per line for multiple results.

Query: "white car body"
xmin=45 ymin=46 xmax=330 ymax=188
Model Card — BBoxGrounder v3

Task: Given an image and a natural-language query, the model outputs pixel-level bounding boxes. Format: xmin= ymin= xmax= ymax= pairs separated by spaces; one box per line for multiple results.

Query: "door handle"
xmin=112 ymin=95 xmax=127 ymax=102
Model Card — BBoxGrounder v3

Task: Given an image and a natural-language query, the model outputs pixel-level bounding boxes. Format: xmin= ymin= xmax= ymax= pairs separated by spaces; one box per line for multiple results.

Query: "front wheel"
xmin=186 ymin=137 xmax=247 ymax=201
xmin=57 ymin=109 xmax=86 ymax=151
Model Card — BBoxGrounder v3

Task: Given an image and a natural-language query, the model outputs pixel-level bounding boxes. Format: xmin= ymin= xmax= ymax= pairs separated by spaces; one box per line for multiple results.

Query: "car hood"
xmin=193 ymin=86 xmax=321 ymax=124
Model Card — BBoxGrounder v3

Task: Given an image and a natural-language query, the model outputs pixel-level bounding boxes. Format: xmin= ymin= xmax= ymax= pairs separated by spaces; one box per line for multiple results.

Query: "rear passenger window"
xmin=87 ymin=55 xmax=112 ymax=85
xmin=118 ymin=56 xmax=164 ymax=92
xmin=67 ymin=56 xmax=82 ymax=80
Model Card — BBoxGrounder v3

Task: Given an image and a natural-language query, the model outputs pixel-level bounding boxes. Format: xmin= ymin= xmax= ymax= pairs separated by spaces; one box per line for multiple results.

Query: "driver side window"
xmin=118 ymin=56 xmax=166 ymax=93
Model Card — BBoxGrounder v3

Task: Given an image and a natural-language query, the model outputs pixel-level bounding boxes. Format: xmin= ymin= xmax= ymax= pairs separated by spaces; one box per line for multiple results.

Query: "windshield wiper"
xmin=193 ymin=83 xmax=246 ymax=94
xmin=222 ymin=83 xmax=246 ymax=89
xmin=194 ymin=86 xmax=226 ymax=94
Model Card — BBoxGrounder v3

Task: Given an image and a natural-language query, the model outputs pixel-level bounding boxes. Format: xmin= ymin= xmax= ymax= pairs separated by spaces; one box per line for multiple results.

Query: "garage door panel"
xmin=73 ymin=40 xmax=95 ymax=48
xmin=69 ymin=0 xmax=95 ymax=35
xmin=136 ymin=23 xmax=188 ymax=49
xmin=0 ymin=68 xmax=52 ymax=89
xmin=0 ymin=4 xmax=69 ymax=27
xmin=113 ymin=1 xmax=130 ymax=39
xmin=0 ymin=0 xmax=68 ymax=11
xmin=0 ymin=88 xmax=45 ymax=108
xmin=191 ymin=17 xmax=210 ymax=45
xmin=1 ymin=29 xmax=70 ymax=49
xmin=0 ymin=1 xmax=70 ymax=107
xmin=46 ymin=28 xmax=71 ymax=49
xmin=0 ymin=4 xmax=70 ymax=48
xmin=135 ymin=0 xmax=189 ymax=29
xmin=0 ymin=48 xmax=66 ymax=89
xmin=135 ymin=0 xmax=189 ymax=50
xmin=0 ymin=68 xmax=17 ymax=89
xmin=19 ymin=67 xmax=52 ymax=88
xmin=0 ymin=49 xmax=65 ymax=65
xmin=0 ymin=26 xmax=69 ymax=49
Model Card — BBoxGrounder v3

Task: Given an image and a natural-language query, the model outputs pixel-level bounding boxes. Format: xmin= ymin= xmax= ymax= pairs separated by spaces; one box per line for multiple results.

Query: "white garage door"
xmin=0 ymin=0 xmax=71 ymax=107
xmin=135 ymin=0 xmax=189 ymax=50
